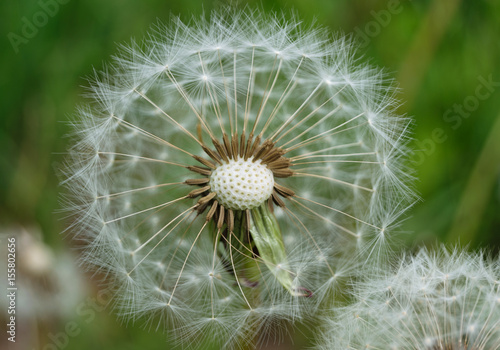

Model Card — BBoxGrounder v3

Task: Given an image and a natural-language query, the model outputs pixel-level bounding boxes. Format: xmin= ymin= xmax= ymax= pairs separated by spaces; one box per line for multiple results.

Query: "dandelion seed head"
xmin=315 ymin=246 xmax=500 ymax=350
xmin=63 ymin=6 xmax=415 ymax=348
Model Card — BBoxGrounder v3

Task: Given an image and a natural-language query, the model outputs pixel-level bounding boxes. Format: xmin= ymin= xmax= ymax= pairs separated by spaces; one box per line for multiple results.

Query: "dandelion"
xmin=62 ymin=8 xmax=413 ymax=348
xmin=0 ymin=226 xmax=85 ymax=331
xmin=315 ymin=246 xmax=500 ymax=350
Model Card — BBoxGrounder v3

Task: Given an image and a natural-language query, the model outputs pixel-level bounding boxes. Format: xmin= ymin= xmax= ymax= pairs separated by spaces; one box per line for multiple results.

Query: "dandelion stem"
xmin=127 ymin=207 xmax=194 ymax=274
xmin=133 ymin=88 xmax=202 ymax=145
xmin=96 ymin=182 xmax=183 ymax=199
xmin=292 ymin=172 xmax=374 ymax=192
xmin=291 ymin=196 xmax=381 ymax=230
xmin=260 ymin=56 xmax=304 ymax=136
xmin=104 ymin=196 xmax=188 ymax=224
xmin=168 ymin=220 xmax=209 ymax=304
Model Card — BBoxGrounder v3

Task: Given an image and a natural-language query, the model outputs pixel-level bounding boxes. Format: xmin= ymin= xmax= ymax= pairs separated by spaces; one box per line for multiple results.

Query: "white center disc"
xmin=209 ymin=157 xmax=274 ymax=210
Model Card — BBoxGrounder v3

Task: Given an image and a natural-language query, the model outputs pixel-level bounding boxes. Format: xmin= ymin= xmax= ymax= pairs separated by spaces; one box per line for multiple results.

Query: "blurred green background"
xmin=1 ymin=0 xmax=499 ymax=349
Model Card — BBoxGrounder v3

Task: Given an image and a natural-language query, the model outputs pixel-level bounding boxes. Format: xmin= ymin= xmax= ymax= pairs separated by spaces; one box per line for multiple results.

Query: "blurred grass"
xmin=1 ymin=0 xmax=499 ymax=349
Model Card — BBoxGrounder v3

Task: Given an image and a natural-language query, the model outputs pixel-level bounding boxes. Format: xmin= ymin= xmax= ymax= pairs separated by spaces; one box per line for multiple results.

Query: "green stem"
xmin=250 ymin=204 xmax=297 ymax=295
xmin=447 ymin=113 xmax=500 ymax=244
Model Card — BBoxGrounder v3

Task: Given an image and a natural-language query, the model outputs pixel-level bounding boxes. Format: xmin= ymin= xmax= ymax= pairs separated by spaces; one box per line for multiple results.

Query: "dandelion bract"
xmin=63 ymin=8 xmax=413 ymax=347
